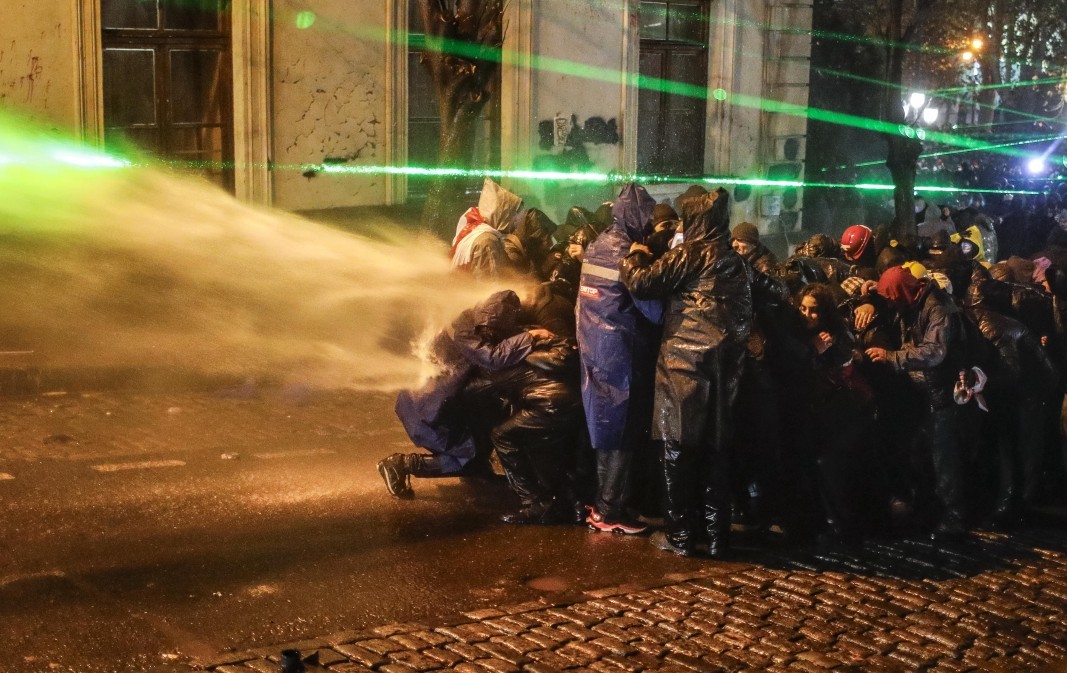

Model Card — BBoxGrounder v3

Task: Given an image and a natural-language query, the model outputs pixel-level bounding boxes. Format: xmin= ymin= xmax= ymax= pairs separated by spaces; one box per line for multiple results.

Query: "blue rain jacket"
xmin=395 ymin=290 xmax=533 ymax=471
xmin=576 ymin=184 xmax=663 ymax=452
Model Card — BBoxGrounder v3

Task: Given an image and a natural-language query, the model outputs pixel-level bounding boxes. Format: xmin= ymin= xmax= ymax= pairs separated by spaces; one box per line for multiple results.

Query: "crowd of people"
xmin=376 ymin=177 xmax=1067 ymax=559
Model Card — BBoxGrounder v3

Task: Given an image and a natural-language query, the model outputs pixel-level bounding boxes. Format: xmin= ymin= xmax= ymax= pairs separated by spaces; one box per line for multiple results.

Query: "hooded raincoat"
xmin=620 ymin=188 xmax=753 ymax=552
xmin=450 ymin=179 xmax=524 ymax=280
xmin=576 ymin=184 xmax=663 ymax=454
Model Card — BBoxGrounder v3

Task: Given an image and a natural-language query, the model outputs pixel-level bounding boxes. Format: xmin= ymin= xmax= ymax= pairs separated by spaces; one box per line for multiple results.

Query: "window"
xmin=101 ymin=0 xmax=234 ymax=191
xmin=637 ymin=0 xmax=709 ymax=178
xmin=406 ymin=2 xmax=500 ymax=199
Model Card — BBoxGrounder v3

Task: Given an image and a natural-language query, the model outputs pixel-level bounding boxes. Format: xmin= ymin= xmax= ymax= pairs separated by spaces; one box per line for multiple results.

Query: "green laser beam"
xmin=933 ymin=75 xmax=1067 ymax=95
xmin=811 ymin=64 xmax=1055 ymax=123
xmin=838 ymin=133 xmax=1065 ymax=169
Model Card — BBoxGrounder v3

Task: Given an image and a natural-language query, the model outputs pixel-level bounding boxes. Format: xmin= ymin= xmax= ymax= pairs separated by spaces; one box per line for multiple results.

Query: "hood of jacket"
xmin=681 ymin=187 xmax=730 ymax=246
xmin=610 ymin=183 xmax=656 ymax=243
xmin=473 ymin=289 xmax=524 ymax=340
xmin=478 ymin=179 xmax=523 ymax=232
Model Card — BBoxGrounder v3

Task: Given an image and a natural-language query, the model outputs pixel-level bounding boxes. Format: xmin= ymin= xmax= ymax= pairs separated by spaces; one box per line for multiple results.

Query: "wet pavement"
xmin=2 ymin=390 xmax=1067 ymax=673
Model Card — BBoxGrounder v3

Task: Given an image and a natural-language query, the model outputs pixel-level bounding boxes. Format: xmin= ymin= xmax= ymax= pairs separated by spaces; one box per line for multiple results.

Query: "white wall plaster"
xmin=0 ymin=2 xmax=78 ymax=131
xmin=271 ymin=0 xmax=389 ymax=211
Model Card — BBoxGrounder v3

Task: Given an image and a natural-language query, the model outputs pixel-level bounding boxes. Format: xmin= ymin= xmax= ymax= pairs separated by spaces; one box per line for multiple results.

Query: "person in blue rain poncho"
xmin=577 ymin=183 xmax=664 ymax=534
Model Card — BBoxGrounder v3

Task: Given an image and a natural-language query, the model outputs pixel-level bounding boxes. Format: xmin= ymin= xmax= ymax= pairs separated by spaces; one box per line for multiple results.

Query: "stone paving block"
xmin=655 ymin=620 xmax=700 ymax=638
xmin=311 ymin=649 xmax=350 ymax=667
xmin=407 ymin=630 xmax=455 ymax=648
xmin=436 ymin=623 xmax=506 ymax=644
xmin=524 ymin=648 xmax=576 ymax=669
xmin=379 ymin=663 xmax=420 ymax=673
xmin=389 ymin=633 xmax=435 ymax=651
xmin=663 ymin=652 xmax=726 ymax=673
xmin=332 ymin=643 xmax=389 ymax=668
xmin=682 ymin=616 xmax=722 ymax=636
xmin=328 ymin=663 xmax=376 ymax=673
xmin=647 ymin=605 xmax=692 ymax=623
xmin=724 ymin=646 xmax=772 ymax=670
xmin=589 ymin=636 xmax=637 ymax=657
xmin=547 ymin=608 xmax=601 ymax=628
xmin=591 ymin=622 xmax=636 ymax=643
xmin=477 ymin=656 xmax=524 ymax=673
xmin=213 ymin=666 xmax=252 ymax=673
xmin=553 ymin=643 xmax=598 ymax=667
xmin=454 ymin=663 xmax=487 ymax=673
xmin=522 ymin=663 xmax=564 ymax=673
xmin=529 ymin=612 xmax=571 ymax=627
xmin=490 ymin=635 xmax=544 ymax=656
xmin=693 ymin=590 xmax=734 ymax=609
xmin=555 ymin=623 xmax=600 ymax=642
xmin=446 ymin=642 xmax=493 ymax=661
xmin=523 ymin=629 xmax=570 ymax=650
xmin=475 ymin=641 xmax=532 ymax=666
xmin=765 ymin=609 xmax=804 ymax=631
xmin=465 ymin=609 xmax=509 ymax=621
xmin=505 ymin=601 xmax=551 ymax=615
xmin=388 ymin=650 xmax=443 ymax=672
xmin=794 ymin=650 xmax=845 ymax=669
xmin=422 ymin=647 xmax=465 ymax=667
xmin=239 ymin=659 xmax=279 ymax=673
xmin=624 ymin=625 xmax=675 ymax=645
xmin=630 ymin=639 xmax=668 ymax=658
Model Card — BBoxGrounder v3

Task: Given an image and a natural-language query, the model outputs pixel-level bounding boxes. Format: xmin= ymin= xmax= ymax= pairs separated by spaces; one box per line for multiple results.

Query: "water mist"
xmin=0 ymin=113 xmax=510 ymax=390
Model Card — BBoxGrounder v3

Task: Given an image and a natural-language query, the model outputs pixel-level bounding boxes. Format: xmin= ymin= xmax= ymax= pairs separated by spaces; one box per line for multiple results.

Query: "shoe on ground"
xmin=377 ymin=454 xmax=414 ymax=499
xmin=586 ymin=506 xmax=648 ymax=535
xmin=929 ymin=520 xmax=967 ymax=544
xmin=649 ymin=530 xmax=693 ymax=557
xmin=500 ymin=502 xmax=554 ymax=525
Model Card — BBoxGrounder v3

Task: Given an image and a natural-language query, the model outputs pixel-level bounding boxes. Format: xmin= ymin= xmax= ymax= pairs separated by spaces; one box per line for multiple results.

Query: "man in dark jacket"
xmin=381 ymin=290 xmax=552 ymax=497
xmin=967 ymin=268 xmax=1059 ymax=524
xmin=577 ymin=183 xmax=663 ymax=534
xmin=731 ymin=221 xmax=778 ymax=274
xmin=866 ymin=266 xmax=971 ymax=540
xmin=621 ymin=188 xmax=753 ymax=557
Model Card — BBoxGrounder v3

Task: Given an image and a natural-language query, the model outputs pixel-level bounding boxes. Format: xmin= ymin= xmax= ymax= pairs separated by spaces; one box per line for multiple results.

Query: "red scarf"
xmin=450 ymin=207 xmax=485 ymax=260
xmin=877 ymin=265 xmax=924 ymax=312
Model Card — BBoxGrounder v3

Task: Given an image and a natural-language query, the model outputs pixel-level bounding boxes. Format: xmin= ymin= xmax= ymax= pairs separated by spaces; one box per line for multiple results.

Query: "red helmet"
xmin=840 ymin=225 xmax=873 ymax=262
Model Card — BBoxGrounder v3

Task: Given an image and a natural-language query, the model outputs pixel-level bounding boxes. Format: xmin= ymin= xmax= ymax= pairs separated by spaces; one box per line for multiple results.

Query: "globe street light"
xmin=922 ymin=106 xmax=939 ymax=125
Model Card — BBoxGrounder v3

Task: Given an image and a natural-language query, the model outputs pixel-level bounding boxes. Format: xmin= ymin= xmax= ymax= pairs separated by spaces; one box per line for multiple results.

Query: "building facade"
xmin=1 ymin=0 xmax=812 ymax=244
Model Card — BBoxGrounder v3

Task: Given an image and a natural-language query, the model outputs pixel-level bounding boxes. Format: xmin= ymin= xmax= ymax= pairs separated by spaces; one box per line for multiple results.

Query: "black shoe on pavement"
xmin=929 ymin=520 xmax=968 ymax=544
xmin=649 ymin=530 xmax=693 ymax=557
xmin=377 ymin=454 xmax=414 ymax=499
xmin=500 ymin=502 xmax=554 ymax=525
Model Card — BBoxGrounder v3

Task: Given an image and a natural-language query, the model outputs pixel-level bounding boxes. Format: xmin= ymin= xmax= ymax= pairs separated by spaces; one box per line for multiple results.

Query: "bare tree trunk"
xmin=415 ymin=0 xmax=504 ymax=239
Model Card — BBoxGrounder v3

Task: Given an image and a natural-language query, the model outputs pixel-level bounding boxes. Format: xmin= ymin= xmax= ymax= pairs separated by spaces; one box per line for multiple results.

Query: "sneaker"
xmin=586 ymin=506 xmax=648 ymax=535
xmin=377 ymin=454 xmax=414 ymax=499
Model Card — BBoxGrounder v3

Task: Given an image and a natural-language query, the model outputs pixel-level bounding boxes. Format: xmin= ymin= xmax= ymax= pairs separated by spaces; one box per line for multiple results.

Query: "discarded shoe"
xmin=377 ymin=453 xmax=414 ymax=499
xmin=586 ymin=506 xmax=648 ymax=535
xmin=649 ymin=530 xmax=693 ymax=557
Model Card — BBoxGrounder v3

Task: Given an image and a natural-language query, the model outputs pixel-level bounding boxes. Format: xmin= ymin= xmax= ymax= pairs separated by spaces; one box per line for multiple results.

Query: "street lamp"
xmin=971 ymin=37 xmax=984 ymax=50
xmin=922 ymin=106 xmax=939 ymax=125
xmin=961 ymin=51 xmax=974 ymax=62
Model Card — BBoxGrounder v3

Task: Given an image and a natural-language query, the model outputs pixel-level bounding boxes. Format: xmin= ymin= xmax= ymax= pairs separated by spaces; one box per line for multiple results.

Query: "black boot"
xmin=377 ymin=453 xmax=415 ymax=498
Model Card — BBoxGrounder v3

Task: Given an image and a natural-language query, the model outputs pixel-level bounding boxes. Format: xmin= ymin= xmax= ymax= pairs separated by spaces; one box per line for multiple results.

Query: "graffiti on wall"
xmin=0 ymin=47 xmax=47 ymax=106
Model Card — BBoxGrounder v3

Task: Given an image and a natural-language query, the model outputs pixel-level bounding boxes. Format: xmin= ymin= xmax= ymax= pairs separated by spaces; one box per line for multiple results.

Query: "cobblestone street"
xmin=200 ymin=527 xmax=1067 ymax=673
